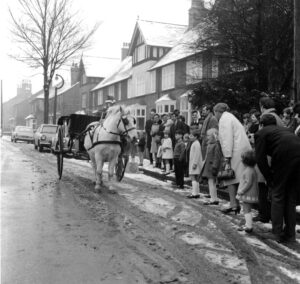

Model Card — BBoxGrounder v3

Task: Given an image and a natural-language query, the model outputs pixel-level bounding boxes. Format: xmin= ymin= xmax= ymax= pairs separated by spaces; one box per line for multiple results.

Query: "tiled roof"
xmin=138 ymin=20 xmax=187 ymax=47
xmin=129 ymin=20 xmax=187 ymax=54
xmin=91 ymin=56 xmax=132 ymax=91
xmin=149 ymin=27 xmax=203 ymax=70
xmin=81 ymin=56 xmax=120 ymax=78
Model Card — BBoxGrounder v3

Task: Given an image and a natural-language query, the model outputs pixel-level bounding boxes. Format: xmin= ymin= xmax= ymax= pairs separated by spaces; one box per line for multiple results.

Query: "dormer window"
xmin=133 ymin=44 xmax=147 ymax=64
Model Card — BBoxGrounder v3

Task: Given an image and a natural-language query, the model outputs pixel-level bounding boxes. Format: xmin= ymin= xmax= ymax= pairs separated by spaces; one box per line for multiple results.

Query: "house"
xmin=90 ymin=0 xmax=218 ymax=129
xmin=2 ymin=80 xmax=32 ymax=131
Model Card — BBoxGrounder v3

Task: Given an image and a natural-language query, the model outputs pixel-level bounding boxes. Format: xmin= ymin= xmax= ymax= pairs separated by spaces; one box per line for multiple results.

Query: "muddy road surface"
xmin=1 ymin=137 xmax=300 ymax=284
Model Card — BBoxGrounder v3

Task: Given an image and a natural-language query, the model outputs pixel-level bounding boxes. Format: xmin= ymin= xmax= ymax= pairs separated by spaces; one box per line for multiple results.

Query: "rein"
xmin=86 ymin=117 xmax=136 ymax=151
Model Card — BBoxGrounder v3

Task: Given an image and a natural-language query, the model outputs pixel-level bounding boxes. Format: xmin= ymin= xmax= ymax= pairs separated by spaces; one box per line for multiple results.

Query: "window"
xmin=108 ymin=85 xmax=115 ymax=97
xmin=97 ymin=90 xmax=103 ymax=105
xmin=82 ymin=93 xmax=87 ymax=108
xmin=155 ymin=95 xmax=176 ymax=115
xmin=127 ymin=78 xmax=133 ymax=98
xmin=137 ymin=44 xmax=146 ymax=62
xmin=186 ymin=58 xmax=202 ymax=84
xmin=82 ymin=74 xmax=87 ymax=85
xmin=136 ymin=74 xmax=146 ymax=97
xmin=153 ymin=47 xmax=157 ymax=57
xmin=118 ymin=83 xmax=121 ymax=100
xmin=180 ymin=95 xmax=191 ymax=124
xmin=161 ymin=64 xmax=175 ymax=90
xmin=159 ymin=47 xmax=164 ymax=57
xmin=146 ymin=71 xmax=156 ymax=94
xmin=212 ymin=57 xmax=219 ymax=78
xmin=130 ymin=105 xmax=146 ymax=131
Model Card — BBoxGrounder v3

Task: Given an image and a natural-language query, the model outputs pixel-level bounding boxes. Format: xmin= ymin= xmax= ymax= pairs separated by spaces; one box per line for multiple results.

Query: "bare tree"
xmin=9 ymin=0 xmax=99 ymax=123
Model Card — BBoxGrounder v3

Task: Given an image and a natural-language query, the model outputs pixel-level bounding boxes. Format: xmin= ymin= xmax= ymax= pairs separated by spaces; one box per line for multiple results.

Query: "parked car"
xmin=34 ymin=124 xmax=58 ymax=152
xmin=11 ymin=126 xmax=34 ymax=143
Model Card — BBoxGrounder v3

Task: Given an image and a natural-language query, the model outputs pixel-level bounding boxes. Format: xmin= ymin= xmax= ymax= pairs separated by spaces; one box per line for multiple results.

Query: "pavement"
xmin=137 ymin=158 xmax=300 ymax=226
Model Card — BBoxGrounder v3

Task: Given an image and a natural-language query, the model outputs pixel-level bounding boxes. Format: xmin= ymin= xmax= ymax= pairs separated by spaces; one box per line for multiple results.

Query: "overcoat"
xmin=218 ymin=111 xmax=252 ymax=186
xmin=161 ymin=138 xmax=174 ymax=159
xmin=236 ymin=167 xmax=259 ymax=203
xmin=189 ymin=139 xmax=203 ymax=175
xmin=200 ymin=112 xmax=219 ymax=157
xmin=202 ymin=140 xmax=223 ymax=179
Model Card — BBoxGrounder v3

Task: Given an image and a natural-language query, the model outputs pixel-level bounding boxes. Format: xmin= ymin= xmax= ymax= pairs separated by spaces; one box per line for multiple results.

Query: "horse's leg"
xmin=88 ymin=150 xmax=97 ymax=185
xmin=95 ymin=155 xmax=104 ymax=192
xmin=107 ymin=157 xmax=118 ymax=191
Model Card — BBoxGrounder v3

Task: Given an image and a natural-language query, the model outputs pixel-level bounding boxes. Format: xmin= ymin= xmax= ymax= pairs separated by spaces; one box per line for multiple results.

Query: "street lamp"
xmin=53 ymin=74 xmax=64 ymax=124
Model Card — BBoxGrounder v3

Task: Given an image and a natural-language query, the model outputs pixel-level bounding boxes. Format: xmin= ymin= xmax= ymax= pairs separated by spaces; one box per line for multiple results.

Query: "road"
xmin=1 ymin=137 xmax=300 ymax=284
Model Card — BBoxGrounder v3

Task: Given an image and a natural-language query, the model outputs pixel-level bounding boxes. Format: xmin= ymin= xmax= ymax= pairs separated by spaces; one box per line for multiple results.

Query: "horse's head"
xmin=105 ymin=105 xmax=138 ymax=142
xmin=118 ymin=107 xmax=138 ymax=142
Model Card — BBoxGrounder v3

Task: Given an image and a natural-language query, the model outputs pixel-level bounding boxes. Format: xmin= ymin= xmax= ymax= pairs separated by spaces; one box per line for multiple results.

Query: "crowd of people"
xmin=130 ymin=96 xmax=300 ymax=244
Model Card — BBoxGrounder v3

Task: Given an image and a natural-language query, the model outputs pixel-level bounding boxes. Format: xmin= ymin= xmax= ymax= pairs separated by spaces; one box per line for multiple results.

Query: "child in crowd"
xmin=161 ymin=131 xmax=173 ymax=175
xmin=182 ymin=133 xmax=190 ymax=177
xmin=236 ymin=150 xmax=259 ymax=233
xmin=137 ymin=131 xmax=146 ymax=166
xmin=187 ymin=130 xmax=203 ymax=199
xmin=173 ymin=130 xmax=185 ymax=189
xmin=202 ymin=128 xmax=223 ymax=205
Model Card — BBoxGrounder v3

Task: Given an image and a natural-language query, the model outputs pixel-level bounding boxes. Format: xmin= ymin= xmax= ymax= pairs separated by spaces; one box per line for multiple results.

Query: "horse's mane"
xmin=106 ymin=105 xmax=131 ymax=117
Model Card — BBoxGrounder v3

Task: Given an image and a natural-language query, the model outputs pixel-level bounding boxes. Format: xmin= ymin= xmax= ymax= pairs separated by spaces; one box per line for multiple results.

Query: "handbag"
xmin=217 ymin=161 xmax=235 ymax=181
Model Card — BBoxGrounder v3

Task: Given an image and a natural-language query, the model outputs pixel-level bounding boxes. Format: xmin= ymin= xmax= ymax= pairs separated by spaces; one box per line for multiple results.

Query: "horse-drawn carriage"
xmin=52 ymin=106 xmax=137 ymax=191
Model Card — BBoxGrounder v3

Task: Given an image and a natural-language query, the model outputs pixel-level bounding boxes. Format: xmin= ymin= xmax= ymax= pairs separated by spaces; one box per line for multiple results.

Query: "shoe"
xmin=238 ymin=226 xmax=253 ymax=233
xmin=204 ymin=194 xmax=211 ymax=198
xmin=177 ymin=185 xmax=184 ymax=189
xmin=164 ymin=171 xmax=170 ymax=175
xmin=253 ymin=216 xmax=270 ymax=223
xmin=186 ymin=194 xmax=200 ymax=199
xmin=221 ymin=206 xmax=241 ymax=215
xmin=203 ymin=201 xmax=219 ymax=205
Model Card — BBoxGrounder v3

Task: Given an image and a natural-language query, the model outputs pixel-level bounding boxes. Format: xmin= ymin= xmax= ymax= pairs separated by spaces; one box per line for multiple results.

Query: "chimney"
xmin=121 ymin=42 xmax=129 ymax=61
xmin=188 ymin=0 xmax=206 ymax=30
xmin=70 ymin=62 xmax=79 ymax=85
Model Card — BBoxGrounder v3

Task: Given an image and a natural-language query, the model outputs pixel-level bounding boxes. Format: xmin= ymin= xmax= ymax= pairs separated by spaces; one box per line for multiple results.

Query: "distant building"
xmin=3 ymin=80 xmax=32 ymax=131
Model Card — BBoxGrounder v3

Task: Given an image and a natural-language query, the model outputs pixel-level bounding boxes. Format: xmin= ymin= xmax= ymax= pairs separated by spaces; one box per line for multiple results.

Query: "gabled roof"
xmin=81 ymin=55 xmax=121 ymax=78
xmin=128 ymin=20 xmax=187 ymax=55
xmin=149 ymin=27 xmax=203 ymax=70
xmin=91 ymin=56 xmax=132 ymax=91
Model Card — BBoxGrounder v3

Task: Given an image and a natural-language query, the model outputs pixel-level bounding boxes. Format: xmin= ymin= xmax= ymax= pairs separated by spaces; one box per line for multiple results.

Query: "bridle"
xmin=102 ymin=116 xmax=136 ymax=138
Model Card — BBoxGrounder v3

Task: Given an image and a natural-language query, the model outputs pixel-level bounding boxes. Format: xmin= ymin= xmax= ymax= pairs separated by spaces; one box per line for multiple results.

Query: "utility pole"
xmin=294 ymin=0 xmax=300 ymax=102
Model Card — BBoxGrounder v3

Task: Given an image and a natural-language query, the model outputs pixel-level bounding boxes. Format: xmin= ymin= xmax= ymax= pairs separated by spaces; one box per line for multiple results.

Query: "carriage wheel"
xmin=56 ymin=126 xmax=64 ymax=179
xmin=115 ymin=154 xmax=129 ymax=182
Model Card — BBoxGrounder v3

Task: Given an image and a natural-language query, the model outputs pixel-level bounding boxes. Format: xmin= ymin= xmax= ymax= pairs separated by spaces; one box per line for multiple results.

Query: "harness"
xmin=86 ymin=117 xmax=136 ymax=151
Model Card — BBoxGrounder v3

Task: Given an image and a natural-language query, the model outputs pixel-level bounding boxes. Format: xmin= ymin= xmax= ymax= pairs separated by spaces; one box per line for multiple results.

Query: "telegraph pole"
xmin=294 ymin=0 xmax=300 ymax=102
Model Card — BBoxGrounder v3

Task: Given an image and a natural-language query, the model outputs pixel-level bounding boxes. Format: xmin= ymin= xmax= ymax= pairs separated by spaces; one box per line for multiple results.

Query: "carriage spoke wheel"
xmin=115 ymin=154 xmax=128 ymax=182
xmin=56 ymin=126 xmax=64 ymax=179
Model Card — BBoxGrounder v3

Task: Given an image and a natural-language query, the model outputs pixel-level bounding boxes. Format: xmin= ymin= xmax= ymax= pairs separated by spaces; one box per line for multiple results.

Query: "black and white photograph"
xmin=1 ymin=0 xmax=300 ymax=283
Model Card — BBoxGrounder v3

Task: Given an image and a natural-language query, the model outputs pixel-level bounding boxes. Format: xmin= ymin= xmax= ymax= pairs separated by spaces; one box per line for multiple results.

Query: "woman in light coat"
xmin=214 ymin=103 xmax=252 ymax=214
xmin=187 ymin=130 xmax=203 ymax=198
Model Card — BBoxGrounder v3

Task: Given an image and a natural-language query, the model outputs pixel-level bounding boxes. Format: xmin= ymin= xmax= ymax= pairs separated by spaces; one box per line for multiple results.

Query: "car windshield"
xmin=16 ymin=127 xmax=32 ymax=132
xmin=42 ymin=126 xmax=57 ymax=133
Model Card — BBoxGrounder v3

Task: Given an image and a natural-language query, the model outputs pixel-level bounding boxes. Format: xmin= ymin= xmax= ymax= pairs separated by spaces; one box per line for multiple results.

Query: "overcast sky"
xmin=0 ymin=0 xmax=191 ymax=102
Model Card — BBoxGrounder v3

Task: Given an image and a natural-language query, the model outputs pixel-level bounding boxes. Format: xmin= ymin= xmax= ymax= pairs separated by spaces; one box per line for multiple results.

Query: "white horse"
xmin=84 ymin=105 xmax=137 ymax=192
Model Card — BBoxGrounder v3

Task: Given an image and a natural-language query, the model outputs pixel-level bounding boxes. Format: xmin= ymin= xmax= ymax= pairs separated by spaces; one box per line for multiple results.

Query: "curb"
xmin=141 ymin=167 xmax=231 ymax=202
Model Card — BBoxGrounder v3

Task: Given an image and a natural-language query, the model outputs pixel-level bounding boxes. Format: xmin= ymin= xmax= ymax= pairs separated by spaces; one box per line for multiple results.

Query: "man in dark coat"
xmin=200 ymin=104 xmax=218 ymax=158
xmin=255 ymin=114 xmax=300 ymax=243
xmin=169 ymin=110 xmax=187 ymax=149
xmin=144 ymin=109 xmax=156 ymax=164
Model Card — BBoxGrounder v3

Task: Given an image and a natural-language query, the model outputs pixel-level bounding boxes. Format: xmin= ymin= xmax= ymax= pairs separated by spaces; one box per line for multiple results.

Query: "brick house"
xmin=90 ymin=0 xmax=218 ymax=129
